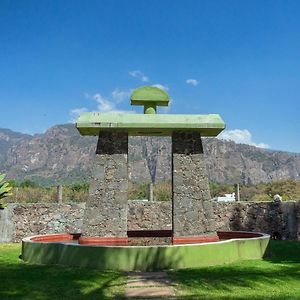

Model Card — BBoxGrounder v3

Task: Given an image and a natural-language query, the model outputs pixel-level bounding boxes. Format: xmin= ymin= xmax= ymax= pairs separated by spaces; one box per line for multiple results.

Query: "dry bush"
xmin=154 ymin=181 xmax=172 ymax=201
xmin=128 ymin=182 xmax=148 ymax=200
xmin=128 ymin=181 xmax=171 ymax=201
xmin=63 ymin=188 xmax=88 ymax=202
xmin=5 ymin=186 xmax=88 ymax=203
xmin=5 ymin=187 xmax=57 ymax=203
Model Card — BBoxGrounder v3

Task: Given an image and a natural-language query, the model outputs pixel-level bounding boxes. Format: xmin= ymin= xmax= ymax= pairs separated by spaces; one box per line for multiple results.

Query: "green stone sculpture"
xmin=76 ymin=86 xmax=225 ymax=136
xmin=130 ymin=86 xmax=169 ymax=114
xmin=75 ymin=85 xmax=226 ymax=245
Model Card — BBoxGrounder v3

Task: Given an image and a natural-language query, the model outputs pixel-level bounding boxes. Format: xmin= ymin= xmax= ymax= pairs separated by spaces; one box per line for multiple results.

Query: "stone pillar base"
xmin=172 ymin=235 xmax=219 ymax=245
xmin=172 ymin=131 xmax=217 ymax=239
xmin=82 ymin=131 xmax=128 ymax=238
xmin=78 ymin=236 xmax=128 ymax=246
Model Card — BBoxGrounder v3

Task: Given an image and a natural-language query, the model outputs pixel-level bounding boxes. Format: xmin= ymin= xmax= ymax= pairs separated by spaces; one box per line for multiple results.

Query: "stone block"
xmin=82 ymin=132 xmax=128 ymax=237
xmin=172 ymin=131 xmax=216 ymax=237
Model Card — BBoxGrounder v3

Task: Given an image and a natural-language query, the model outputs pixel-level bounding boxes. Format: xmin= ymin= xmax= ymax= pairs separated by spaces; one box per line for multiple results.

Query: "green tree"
xmin=20 ymin=179 xmax=38 ymax=188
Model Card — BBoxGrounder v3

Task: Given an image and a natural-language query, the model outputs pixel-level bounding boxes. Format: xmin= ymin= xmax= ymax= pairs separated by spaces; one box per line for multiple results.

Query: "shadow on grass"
xmin=265 ymin=240 xmax=300 ymax=263
xmin=166 ymin=240 xmax=300 ymax=299
xmin=0 ymin=256 xmax=126 ymax=300
xmin=114 ymin=241 xmax=300 ymax=299
xmin=169 ymin=262 xmax=300 ymax=296
xmin=1 ymin=241 xmax=300 ymax=299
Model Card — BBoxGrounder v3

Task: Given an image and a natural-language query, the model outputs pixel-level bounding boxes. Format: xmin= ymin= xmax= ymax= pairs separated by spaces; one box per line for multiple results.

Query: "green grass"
xmin=169 ymin=240 xmax=300 ymax=299
xmin=0 ymin=244 xmax=126 ymax=300
xmin=1 ymin=241 xmax=300 ymax=299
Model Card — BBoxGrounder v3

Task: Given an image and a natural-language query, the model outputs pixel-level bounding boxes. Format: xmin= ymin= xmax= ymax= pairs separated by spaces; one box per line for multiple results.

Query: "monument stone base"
xmin=81 ymin=131 xmax=128 ymax=244
xmin=172 ymin=131 xmax=218 ymax=243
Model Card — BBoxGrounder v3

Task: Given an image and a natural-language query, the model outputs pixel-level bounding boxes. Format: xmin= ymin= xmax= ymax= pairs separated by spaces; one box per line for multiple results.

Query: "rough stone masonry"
xmin=75 ymin=86 xmax=225 ymax=244
xmin=81 ymin=128 xmax=218 ymax=243
xmin=172 ymin=131 xmax=217 ymax=240
xmin=81 ymin=131 xmax=128 ymax=237
xmin=1 ymin=200 xmax=300 ymax=243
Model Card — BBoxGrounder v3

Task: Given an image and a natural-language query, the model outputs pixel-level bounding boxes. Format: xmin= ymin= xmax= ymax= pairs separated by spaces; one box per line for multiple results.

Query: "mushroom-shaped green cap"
xmin=131 ymin=86 xmax=169 ymax=106
xmin=130 ymin=86 xmax=170 ymax=114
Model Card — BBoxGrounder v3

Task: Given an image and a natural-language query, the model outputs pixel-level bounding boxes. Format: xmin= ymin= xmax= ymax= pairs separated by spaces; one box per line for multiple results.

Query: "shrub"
xmin=154 ymin=182 xmax=171 ymax=201
xmin=128 ymin=183 xmax=148 ymax=200
xmin=69 ymin=183 xmax=89 ymax=192
xmin=0 ymin=173 xmax=13 ymax=208
xmin=20 ymin=179 xmax=38 ymax=188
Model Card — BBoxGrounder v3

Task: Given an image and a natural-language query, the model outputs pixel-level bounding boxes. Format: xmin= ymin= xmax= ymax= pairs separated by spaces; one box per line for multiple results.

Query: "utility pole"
xmin=234 ymin=184 xmax=240 ymax=201
xmin=57 ymin=185 xmax=63 ymax=204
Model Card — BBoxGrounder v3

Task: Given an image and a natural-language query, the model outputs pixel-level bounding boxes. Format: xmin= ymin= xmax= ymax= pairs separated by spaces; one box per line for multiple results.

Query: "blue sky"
xmin=0 ymin=0 xmax=299 ymax=152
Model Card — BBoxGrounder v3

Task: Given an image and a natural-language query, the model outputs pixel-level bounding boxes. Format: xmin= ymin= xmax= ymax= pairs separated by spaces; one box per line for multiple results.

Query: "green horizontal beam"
xmin=76 ymin=112 xmax=225 ymax=137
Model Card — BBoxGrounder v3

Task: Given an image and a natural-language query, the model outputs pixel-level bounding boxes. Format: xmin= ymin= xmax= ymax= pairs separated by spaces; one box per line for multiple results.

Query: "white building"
xmin=213 ymin=192 xmax=236 ymax=202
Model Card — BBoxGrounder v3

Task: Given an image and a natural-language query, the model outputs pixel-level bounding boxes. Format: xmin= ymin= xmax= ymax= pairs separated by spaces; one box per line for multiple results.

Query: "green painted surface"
xmin=143 ymin=103 xmax=157 ymax=114
xmin=76 ymin=85 xmax=226 ymax=135
xmin=22 ymin=235 xmax=270 ymax=271
xmin=131 ymin=86 xmax=170 ymax=114
xmin=76 ymin=113 xmax=225 ymax=136
xmin=130 ymin=86 xmax=169 ymax=106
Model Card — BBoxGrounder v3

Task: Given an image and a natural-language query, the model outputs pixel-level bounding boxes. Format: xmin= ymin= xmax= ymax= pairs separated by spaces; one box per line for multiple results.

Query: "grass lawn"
xmin=0 ymin=241 xmax=299 ymax=299
xmin=169 ymin=240 xmax=300 ymax=299
xmin=0 ymin=244 xmax=126 ymax=299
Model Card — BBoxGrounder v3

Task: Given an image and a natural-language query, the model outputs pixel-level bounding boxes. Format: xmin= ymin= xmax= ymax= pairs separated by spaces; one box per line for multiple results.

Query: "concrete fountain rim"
xmin=22 ymin=230 xmax=270 ymax=248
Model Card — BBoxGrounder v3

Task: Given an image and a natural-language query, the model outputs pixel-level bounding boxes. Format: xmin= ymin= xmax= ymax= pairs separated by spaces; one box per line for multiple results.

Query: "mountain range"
xmin=0 ymin=124 xmax=299 ymax=185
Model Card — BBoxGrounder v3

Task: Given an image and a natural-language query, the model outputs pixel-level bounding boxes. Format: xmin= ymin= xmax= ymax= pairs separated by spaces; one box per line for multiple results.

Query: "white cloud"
xmin=69 ymin=107 xmax=88 ymax=122
xmin=218 ymin=129 xmax=269 ymax=149
xmin=186 ymin=79 xmax=198 ymax=86
xmin=93 ymin=93 xmax=115 ymax=112
xmin=72 ymin=91 xmax=135 ymax=115
xmin=111 ymin=88 xmax=130 ymax=103
xmin=70 ymin=87 xmax=135 ymax=121
xmin=92 ymin=92 xmax=135 ymax=113
xmin=71 ymin=107 xmax=88 ymax=115
xmin=129 ymin=70 xmax=149 ymax=82
xmin=152 ymin=84 xmax=169 ymax=91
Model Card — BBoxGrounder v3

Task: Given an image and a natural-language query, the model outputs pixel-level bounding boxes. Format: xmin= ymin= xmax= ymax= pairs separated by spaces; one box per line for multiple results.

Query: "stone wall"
xmin=128 ymin=201 xmax=300 ymax=240
xmin=0 ymin=203 xmax=85 ymax=242
xmin=213 ymin=201 xmax=300 ymax=240
xmin=1 ymin=200 xmax=300 ymax=242
xmin=127 ymin=201 xmax=172 ymax=230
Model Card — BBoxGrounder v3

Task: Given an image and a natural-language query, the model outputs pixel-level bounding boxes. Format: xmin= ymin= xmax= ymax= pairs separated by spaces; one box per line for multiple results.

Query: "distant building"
xmin=213 ymin=192 xmax=236 ymax=202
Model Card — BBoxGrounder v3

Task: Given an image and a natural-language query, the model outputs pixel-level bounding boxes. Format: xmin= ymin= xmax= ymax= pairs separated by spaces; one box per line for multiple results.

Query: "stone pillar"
xmin=80 ymin=131 xmax=128 ymax=245
xmin=172 ymin=131 xmax=218 ymax=244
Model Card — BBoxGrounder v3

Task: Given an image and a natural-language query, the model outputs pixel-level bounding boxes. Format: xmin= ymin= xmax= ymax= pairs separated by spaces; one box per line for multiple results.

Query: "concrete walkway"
xmin=125 ymin=271 xmax=176 ymax=299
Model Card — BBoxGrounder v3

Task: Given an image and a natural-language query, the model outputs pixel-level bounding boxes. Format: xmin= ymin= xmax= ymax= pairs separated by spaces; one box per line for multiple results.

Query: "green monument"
xmin=76 ymin=86 xmax=225 ymax=245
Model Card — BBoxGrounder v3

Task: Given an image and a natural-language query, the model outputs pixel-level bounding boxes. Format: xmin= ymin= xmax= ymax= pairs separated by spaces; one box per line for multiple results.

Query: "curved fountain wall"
xmin=22 ymin=231 xmax=270 ymax=271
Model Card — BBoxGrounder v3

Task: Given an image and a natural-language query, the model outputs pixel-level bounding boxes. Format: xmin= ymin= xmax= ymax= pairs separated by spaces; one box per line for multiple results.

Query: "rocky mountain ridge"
xmin=0 ymin=124 xmax=299 ymax=185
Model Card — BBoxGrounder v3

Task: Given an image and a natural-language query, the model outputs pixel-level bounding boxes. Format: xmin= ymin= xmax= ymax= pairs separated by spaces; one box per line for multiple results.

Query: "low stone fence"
xmin=213 ymin=201 xmax=300 ymax=240
xmin=1 ymin=200 xmax=299 ymax=242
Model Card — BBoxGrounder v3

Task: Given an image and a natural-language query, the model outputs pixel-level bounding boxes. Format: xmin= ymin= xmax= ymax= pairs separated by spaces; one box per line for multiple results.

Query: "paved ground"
xmin=125 ymin=271 xmax=176 ymax=299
